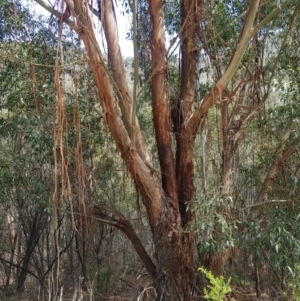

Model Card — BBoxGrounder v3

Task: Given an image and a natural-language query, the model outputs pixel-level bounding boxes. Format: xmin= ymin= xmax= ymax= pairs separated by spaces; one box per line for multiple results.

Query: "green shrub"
xmin=199 ymin=267 xmax=231 ymax=301
xmin=96 ymin=266 xmax=114 ymax=293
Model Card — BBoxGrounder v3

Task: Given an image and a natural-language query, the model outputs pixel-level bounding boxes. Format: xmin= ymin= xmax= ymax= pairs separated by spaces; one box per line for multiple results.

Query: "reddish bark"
xmin=149 ymin=0 xmax=178 ymax=208
xmin=34 ymin=0 xmax=275 ymax=298
xmin=93 ymin=204 xmax=156 ymax=278
xmin=152 ymin=201 xmax=196 ymax=300
xmin=175 ymin=0 xmax=201 ymax=225
xmin=101 ymin=0 xmax=151 ymax=165
xmin=68 ymin=8 xmax=197 ymax=300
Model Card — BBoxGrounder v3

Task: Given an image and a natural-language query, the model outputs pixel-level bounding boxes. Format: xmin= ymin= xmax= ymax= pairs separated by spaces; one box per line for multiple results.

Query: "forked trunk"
xmin=41 ymin=0 xmax=263 ymax=298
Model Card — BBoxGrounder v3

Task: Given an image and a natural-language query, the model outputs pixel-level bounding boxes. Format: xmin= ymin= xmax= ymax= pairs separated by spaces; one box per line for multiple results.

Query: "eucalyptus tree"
xmin=32 ymin=0 xmax=300 ymax=299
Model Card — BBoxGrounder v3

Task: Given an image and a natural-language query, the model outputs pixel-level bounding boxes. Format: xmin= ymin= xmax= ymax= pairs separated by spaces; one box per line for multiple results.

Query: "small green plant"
xmin=199 ymin=267 xmax=231 ymax=301
xmin=96 ymin=266 xmax=114 ymax=293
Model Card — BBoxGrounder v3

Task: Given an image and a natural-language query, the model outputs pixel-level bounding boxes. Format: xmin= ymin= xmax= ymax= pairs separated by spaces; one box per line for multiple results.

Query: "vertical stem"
xmin=149 ymin=0 xmax=178 ymax=205
xmin=131 ymin=0 xmax=138 ymax=148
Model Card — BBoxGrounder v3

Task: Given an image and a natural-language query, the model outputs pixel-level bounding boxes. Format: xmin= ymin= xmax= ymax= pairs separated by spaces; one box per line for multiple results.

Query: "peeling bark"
xmin=70 ymin=3 xmax=163 ymax=227
xmin=152 ymin=200 xmax=196 ymax=300
xmin=175 ymin=0 xmax=201 ymax=225
xmin=32 ymin=0 xmax=298 ymax=299
xmin=67 ymin=10 xmax=198 ymax=300
xmin=149 ymin=0 xmax=178 ymax=207
xmin=101 ymin=0 xmax=151 ymax=165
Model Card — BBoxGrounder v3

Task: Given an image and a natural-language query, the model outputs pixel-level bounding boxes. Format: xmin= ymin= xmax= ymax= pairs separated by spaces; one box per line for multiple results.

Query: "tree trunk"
xmin=94 ymin=201 xmax=197 ymax=300
xmin=62 ymin=0 xmax=258 ymax=297
xmin=34 ymin=0 xmax=269 ymax=298
xmin=17 ymin=208 xmax=46 ymax=293
xmin=5 ymin=208 xmax=17 ymax=288
xmin=153 ymin=202 xmax=196 ymax=300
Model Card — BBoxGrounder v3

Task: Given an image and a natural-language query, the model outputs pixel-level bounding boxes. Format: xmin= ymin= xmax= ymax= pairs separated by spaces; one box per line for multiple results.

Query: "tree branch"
xmin=186 ymin=0 xmax=296 ymax=136
xmin=46 ymin=0 xmax=163 ymax=225
xmin=186 ymin=0 xmax=261 ymax=134
xmin=33 ymin=0 xmax=78 ymax=31
xmin=100 ymin=0 xmax=151 ymax=165
xmin=92 ymin=204 xmax=156 ymax=278
xmin=130 ymin=0 xmax=138 ymax=149
xmin=149 ymin=0 xmax=178 ymax=205
xmin=256 ymin=146 xmax=296 ymax=204
xmin=251 ymin=0 xmax=297 ymax=38
xmin=255 ymin=123 xmax=298 ymax=204
xmin=242 ymin=199 xmax=292 ymax=211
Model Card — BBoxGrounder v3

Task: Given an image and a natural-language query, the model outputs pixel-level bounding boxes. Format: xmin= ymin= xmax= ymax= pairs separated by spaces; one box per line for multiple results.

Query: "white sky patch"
xmin=114 ymin=4 xmax=134 ymax=58
xmin=31 ymin=0 xmax=134 ymax=57
xmin=30 ymin=1 xmax=180 ymax=59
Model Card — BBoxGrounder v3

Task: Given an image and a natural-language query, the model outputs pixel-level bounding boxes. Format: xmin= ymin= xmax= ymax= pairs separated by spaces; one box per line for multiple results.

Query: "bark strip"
xmin=69 ymin=1 xmax=163 ymax=226
xmin=101 ymin=0 xmax=151 ymax=164
xmin=149 ymin=0 xmax=178 ymax=207
xmin=175 ymin=0 xmax=201 ymax=224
